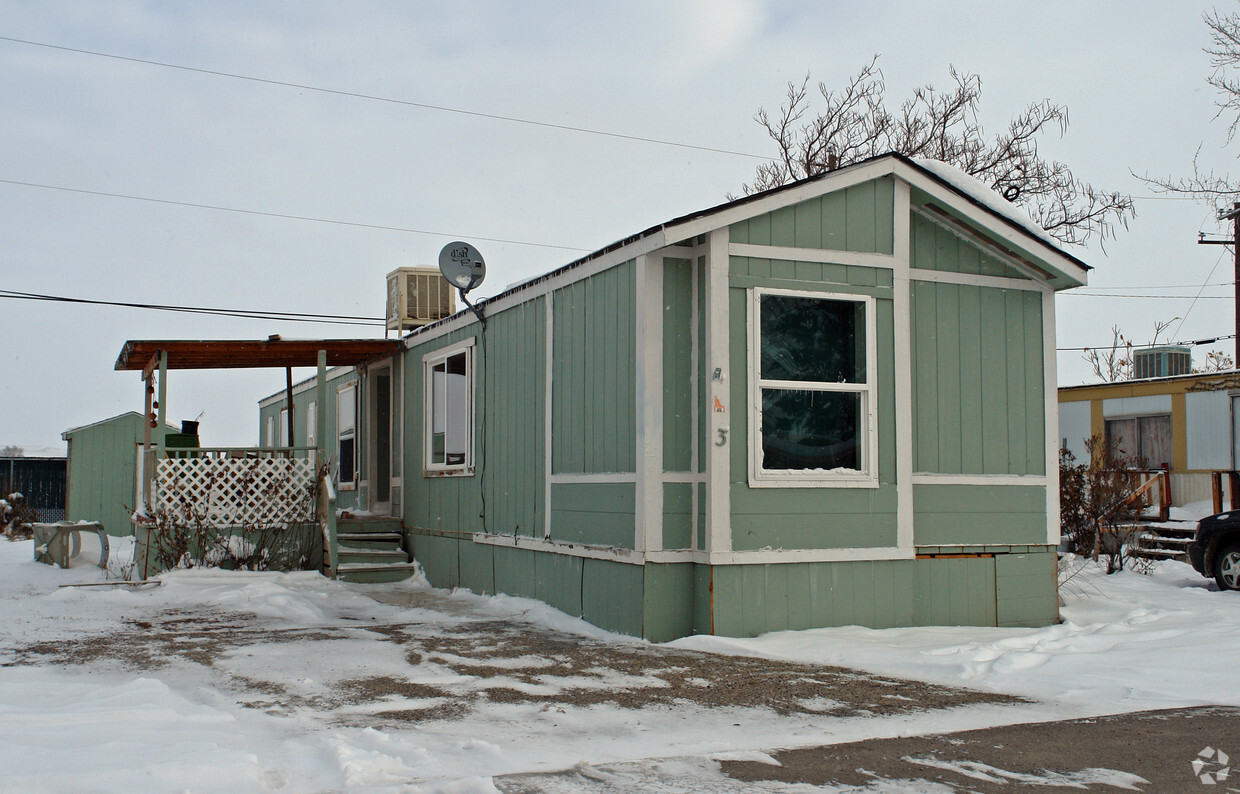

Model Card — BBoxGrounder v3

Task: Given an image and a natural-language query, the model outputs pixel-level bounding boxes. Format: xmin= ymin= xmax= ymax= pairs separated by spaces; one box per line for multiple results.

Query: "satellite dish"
xmin=438 ymin=242 xmax=486 ymax=294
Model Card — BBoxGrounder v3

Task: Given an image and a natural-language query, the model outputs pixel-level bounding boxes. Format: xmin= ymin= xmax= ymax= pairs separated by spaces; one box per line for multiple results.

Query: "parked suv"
xmin=1189 ymin=512 xmax=1240 ymax=590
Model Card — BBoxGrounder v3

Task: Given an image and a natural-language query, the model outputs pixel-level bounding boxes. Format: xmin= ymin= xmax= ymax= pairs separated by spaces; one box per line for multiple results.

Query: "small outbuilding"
xmin=62 ymin=413 xmax=172 ymax=536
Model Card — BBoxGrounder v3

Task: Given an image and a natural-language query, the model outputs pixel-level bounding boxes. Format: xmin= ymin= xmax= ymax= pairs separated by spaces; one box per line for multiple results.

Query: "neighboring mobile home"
xmin=262 ymin=153 xmax=1086 ymax=640
xmin=1059 ymin=368 xmax=1240 ymax=506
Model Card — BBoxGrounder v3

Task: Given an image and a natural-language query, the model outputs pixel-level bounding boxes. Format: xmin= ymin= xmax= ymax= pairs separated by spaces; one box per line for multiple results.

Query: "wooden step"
xmin=335 ymin=531 xmax=403 ymax=547
xmin=338 ymin=547 xmax=409 ymax=565
xmin=1130 ymin=547 xmax=1188 ymax=561
xmin=337 ymin=561 xmax=420 ymax=584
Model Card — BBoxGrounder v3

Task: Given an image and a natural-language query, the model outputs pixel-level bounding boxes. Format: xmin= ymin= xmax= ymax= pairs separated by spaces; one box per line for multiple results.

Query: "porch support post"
xmin=156 ymin=350 xmax=168 ymax=456
xmin=285 ymin=366 xmax=295 ymax=449
xmin=141 ymin=366 xmax=154 ymax=508
xmin=316 ymin=351 xmax=328 ymax=463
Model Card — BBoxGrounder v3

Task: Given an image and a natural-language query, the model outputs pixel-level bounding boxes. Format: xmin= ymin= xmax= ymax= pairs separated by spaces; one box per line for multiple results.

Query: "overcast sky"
xmin=0 ymin=1 xmax=1234 ymax=451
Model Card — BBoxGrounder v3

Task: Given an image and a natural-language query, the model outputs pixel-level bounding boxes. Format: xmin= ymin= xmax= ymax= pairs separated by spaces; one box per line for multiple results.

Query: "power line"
xmin=0 ymin=177 xmax=591 ymax=252
xmin=1064 ymin=293 xmax=1234 ymax=299
xmin=1058 ymin=333 xmax=1236 ymax=352
xmin=0 ymin=35 xmax=769 ymax=162
xmin=0 ymin=289 xmax=385 ymax=327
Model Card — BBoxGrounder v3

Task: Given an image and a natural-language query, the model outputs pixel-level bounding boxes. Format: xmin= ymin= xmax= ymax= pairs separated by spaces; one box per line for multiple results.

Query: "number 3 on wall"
xmin=716 ymin=429 xmax=728 ymax=447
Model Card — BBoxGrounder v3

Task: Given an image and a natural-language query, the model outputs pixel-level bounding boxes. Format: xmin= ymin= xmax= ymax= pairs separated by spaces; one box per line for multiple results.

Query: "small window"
xmin=306 ymin=401 xmax=317 ymax=447
xmin=265 ymin=416 xmax=274 ymax=448
xmin=279 ymin=408 xmax=290 ymax=447
xmin=424 ymin=341 xmax=475 ymax=474
xmin=1105 ymin=415 xmax=1171 ymax=470
xmin=749 ymin=289 xmax=876 ymax=486
xmin=338 ymin=384 xmax=357 ymax=486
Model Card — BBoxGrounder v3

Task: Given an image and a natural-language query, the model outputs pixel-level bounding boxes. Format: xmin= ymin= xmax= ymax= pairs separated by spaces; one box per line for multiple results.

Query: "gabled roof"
xmin=61 ymin=411 xmax=178 ymax=439
xmin=403 ymin=153 xmax=1089 ymax=344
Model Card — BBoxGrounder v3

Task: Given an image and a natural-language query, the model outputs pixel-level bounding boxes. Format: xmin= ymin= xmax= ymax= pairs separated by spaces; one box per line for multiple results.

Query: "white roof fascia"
xmin=401 ymin=227 xmax=674 ymax=351
xmin=891 ymin=161 xmax=1089 ymax=289
xmin=662 ymin=158 xmax=898 ymax=244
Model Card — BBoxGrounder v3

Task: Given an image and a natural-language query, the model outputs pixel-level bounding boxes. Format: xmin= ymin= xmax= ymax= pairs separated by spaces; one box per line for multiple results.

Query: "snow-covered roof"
xmin=912 ymin=158 xmax=1066 ymax=252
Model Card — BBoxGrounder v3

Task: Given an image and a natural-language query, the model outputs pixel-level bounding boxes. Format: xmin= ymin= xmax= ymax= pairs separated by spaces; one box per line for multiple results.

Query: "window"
xmin=265 ymin=416 xmax=274 ymax=448
xmin=1106 ymin=415 xmax=1172 ymax=469
xmin=424 ymin=340 xmax=475 ymax=474
xmin=338 ymin=384 xmax=356 ymax=487
xmin=279 ymin=408 xmax=290 ymax=447
xmin=749 ymin=289 xmax=876 ymax=486
xmin=306 ymin=401 xmax=316 ymax=447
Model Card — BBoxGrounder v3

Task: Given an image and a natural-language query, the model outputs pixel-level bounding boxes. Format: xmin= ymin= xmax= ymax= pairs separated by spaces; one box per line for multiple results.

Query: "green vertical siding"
xmin=996 ymin=551 xmax=1059 ymax=627
xmin=709 ymin=560 xmax=916 ymax=637
xmin=663 ymin=257 xmax=695 ymax=473
xmin=662 ymin=482 xmax=693 ymax=549
xmin=912 ymin=556 xmax=997 ymax=626
xmin=402 ymin=298 xmax=545 ymax=539
xmin=581 ymin=558 xmax=644 ymax=637
xmin=729 ymin=177 xmax=895 ymax=255
xmin=914 ymin=484 xmax=1047 ymax=546
xmin=643 ymin=563 xmax=694 ymax=641
xmin=552 ymin=260 xmax=636 ymax=474
xmin=481 ymin=299 xmax=546 ymax=538
xmin=535 ymin=553 xmax=584 ymax=617
xmin=910 ymin=281 xmax=1045 ymax=475
xmin=65 ymin=413 xmax=165 ymax=537
xmin=549 ymin=482 xmax=634 ymax=547
xmin=909 ymin=213 xmax=1028 ymax=278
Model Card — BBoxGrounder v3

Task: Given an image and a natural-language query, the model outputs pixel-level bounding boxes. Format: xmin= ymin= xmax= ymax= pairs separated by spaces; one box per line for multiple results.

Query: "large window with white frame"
xmin=423 ymin=340 xmax=475 ymax=474
xmin=337 ymin=384 xmax=356 ymax=488
xmin=749 ymin=288 xmax=877 ymax=487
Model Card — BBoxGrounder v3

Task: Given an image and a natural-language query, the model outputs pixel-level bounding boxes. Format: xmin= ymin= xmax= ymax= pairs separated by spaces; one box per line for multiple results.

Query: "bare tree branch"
xmin=741 ymin=57 xmax=1134 ymax=246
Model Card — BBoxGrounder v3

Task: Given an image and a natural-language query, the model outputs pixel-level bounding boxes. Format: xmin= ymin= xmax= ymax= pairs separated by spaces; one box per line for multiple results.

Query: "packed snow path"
xmin=1 ymin=535 xmax=1238 ymax=791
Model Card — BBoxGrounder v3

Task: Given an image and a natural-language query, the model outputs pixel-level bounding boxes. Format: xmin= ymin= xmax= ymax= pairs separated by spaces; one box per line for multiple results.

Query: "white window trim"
xmin=423 ymin=337 xmax=476 ymax=477
xmin=337 ymin=382 xmax=357 ymax=490
xmin=747 ymin=287 xmax=879 ymax=488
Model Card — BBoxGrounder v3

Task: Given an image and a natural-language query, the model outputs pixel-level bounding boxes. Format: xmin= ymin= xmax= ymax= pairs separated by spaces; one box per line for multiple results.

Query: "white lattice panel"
xmin=156 ymin=457 xmax=316 ymax=529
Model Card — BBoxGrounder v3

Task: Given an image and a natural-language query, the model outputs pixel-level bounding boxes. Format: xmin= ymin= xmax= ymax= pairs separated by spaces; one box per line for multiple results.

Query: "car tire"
xmin=1214 ymin=544 xmax=1240 ymax=591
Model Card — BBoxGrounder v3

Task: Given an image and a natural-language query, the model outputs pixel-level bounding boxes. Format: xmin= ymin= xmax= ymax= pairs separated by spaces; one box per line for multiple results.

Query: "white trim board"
xmin=472 ymin=532 xmax=644 ymax=566
xmin=912 ymin=474 xmax=1049 ymax=486
xmin=910 ymin=268 xmax=1047 ymax=293
xmin=729 ymin=243 xmax=896 ymax=269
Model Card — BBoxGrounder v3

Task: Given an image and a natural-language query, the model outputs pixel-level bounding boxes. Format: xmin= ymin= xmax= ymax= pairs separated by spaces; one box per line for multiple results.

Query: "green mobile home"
xmin=269 ymin=154 xmax=1085 ymax=640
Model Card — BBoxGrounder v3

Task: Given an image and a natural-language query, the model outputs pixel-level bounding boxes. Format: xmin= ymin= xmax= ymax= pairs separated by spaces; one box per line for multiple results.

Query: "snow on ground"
xmin=0 ymin=526 xmax=1237 ymax=792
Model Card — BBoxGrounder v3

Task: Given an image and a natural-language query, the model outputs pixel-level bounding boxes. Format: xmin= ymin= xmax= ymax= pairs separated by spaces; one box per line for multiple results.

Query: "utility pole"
xmin=1198 ymin=200 xmax=1240 ymax=360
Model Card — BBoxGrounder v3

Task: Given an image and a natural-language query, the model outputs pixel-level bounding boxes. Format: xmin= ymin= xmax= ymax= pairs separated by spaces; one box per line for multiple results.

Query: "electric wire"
xmin=1057 ymin=333 xmax=1236 ymax=352
xmin=0 ymin=35 xmax=769 ymax=161
xmin=0 ymin=178 xmax=592 ymax=253
xmin=1172 ymin=245 xmax=1231 ymax=340
xmin=0 ymin=289 xmax=385 ymax=327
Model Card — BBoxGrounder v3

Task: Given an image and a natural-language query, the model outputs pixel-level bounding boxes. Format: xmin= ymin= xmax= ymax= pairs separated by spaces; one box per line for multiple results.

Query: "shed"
xmin=294 ymin=153 xmax=1086 ymax=640
xmin=61 ymin=413 xmax=172 ymax=537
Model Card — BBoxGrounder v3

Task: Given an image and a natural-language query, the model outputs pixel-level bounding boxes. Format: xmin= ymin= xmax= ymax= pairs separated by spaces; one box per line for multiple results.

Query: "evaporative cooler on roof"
xmin=386 ymin=267 xmax=456 ymax=333
xmin=1132 ymin=346 xmax=1191 ymax=380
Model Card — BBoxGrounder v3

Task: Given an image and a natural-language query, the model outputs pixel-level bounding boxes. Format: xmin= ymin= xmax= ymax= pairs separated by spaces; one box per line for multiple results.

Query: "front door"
xmin=368 ymin=365 xmax=393 ymax=515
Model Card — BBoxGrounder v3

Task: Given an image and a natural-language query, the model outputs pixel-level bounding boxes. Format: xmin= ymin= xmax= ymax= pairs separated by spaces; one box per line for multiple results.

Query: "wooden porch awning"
xmin=114 ymin=339 xmax=401 ymax=371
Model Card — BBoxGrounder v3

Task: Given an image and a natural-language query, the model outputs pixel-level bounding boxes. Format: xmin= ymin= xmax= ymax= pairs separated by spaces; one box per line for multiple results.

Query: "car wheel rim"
xmin=1223 ymin=552 xmax=1240 ymax=589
